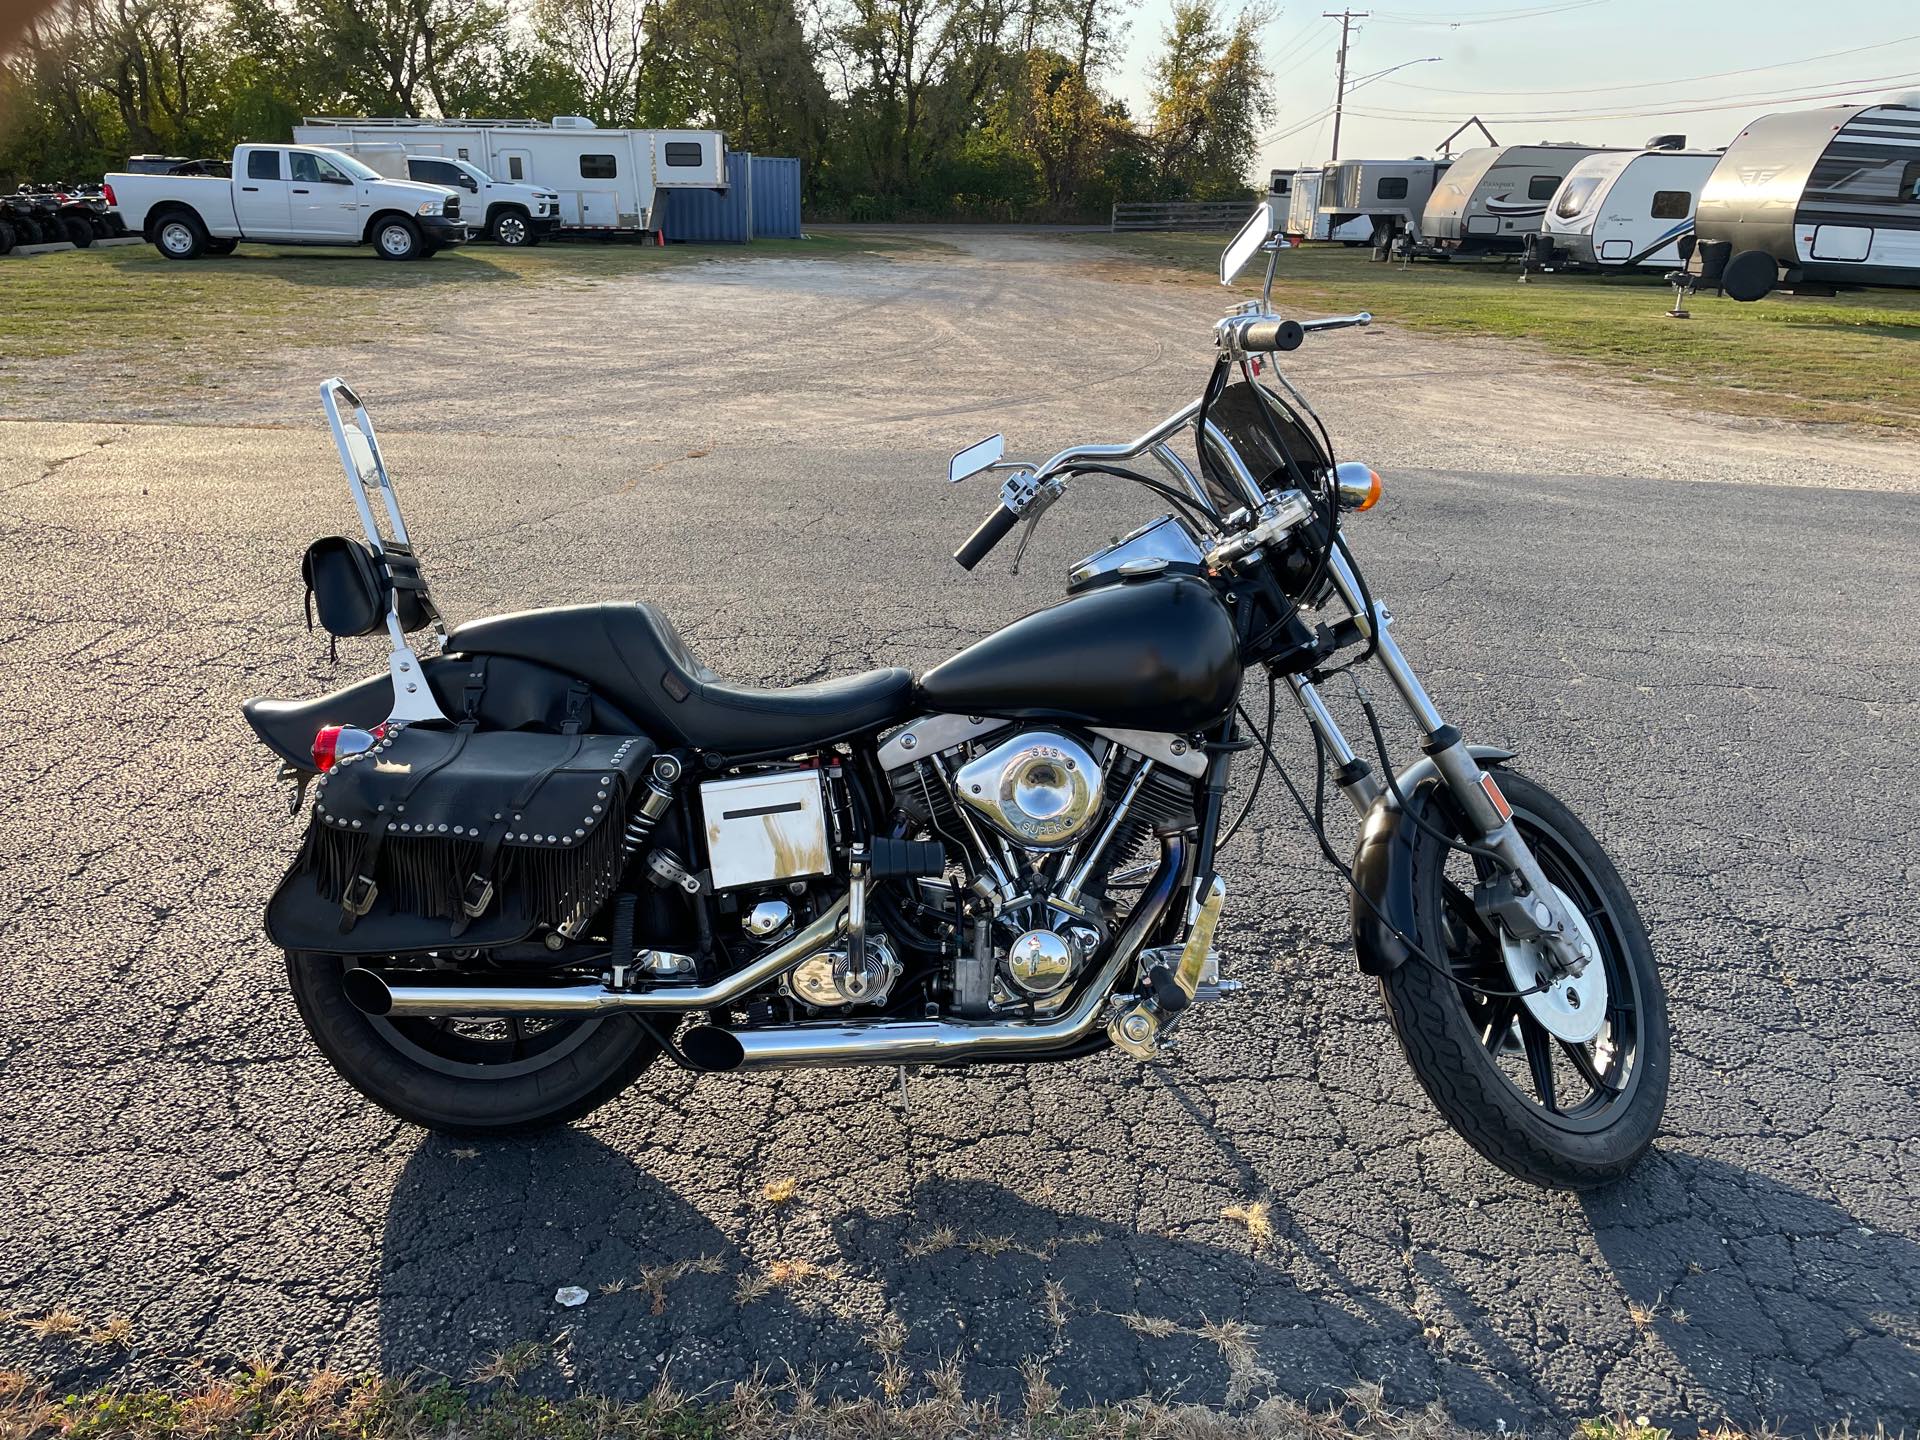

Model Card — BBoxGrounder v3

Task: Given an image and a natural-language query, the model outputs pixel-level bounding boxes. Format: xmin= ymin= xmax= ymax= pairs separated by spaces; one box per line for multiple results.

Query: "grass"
xmin=0 ymin=231 xmax=924 ymax=366
xmin=0 ymin=1363 xmax=1898 ymax=1440
xmin=1073 ymin=231 xmax=1920 ymax=429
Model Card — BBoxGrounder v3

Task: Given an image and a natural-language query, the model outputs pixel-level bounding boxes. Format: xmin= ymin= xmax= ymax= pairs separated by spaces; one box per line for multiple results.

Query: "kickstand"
xmin=895 ymin=1063 xmax=912 ymax=1113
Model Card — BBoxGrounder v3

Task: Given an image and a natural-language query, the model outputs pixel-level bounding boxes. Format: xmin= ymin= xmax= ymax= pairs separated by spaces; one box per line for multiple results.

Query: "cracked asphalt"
xmin=1 ymin=231 xmax=1916 ymax=1434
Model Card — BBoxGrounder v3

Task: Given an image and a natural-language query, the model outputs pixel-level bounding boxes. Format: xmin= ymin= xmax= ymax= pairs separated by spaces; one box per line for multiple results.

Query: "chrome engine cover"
xmin=786 ymin=932 xmax=901 ymax=1010
xmin=952 ymin=731 xmax=1104 ymax=850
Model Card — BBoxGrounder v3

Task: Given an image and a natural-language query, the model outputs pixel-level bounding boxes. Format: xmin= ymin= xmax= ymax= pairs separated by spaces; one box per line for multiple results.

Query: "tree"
xmin=641 ymin=0 xmax=829 ymax=162
xmin=1147 ymin=0 xmax=1271 ymax=199
xmin=226 ymin=0 xmax=509 ymax=118
xmin=530 ymin=0 xmax=641 ymax=124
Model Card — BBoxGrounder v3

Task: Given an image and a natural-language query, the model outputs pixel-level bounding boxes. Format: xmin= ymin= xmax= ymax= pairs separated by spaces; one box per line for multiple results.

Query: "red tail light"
xmin=101 ymin=182 xmax=115 ymax=207
xmin=312 ymin=723 xmax=384 ymax=772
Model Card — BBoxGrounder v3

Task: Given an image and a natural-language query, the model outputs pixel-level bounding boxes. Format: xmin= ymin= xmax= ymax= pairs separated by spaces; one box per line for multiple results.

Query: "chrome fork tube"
xmin=1285 ymin=675 xmax=1378 ymax=815
xmin=1323 ymin=546 xmax=1586 ymax=973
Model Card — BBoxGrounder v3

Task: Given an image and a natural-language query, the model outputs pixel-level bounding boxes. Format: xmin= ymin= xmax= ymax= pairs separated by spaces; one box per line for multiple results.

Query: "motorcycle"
xmin=244 ymin=205 xmax=1669 ymax=1189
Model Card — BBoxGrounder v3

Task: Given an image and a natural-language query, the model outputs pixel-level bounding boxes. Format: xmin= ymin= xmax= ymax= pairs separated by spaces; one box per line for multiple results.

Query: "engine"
xmin=885 ymin=719 xmax=1199 ymax=1017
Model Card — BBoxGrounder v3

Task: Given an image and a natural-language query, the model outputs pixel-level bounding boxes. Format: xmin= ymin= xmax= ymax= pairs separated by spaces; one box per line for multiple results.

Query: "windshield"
xmin=324 ymin=151 xmax=383 ymax=182
xmin=1554 ymin=175 xmax=1601 ymax=218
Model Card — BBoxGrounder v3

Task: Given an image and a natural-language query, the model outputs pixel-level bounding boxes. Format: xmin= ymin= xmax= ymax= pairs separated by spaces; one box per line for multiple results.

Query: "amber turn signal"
xmin=1334 ymin=461 xmax=1382 ymax=512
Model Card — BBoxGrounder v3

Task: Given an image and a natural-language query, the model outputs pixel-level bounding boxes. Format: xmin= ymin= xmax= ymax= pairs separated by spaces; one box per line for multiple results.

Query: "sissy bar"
xmin=319 ymin=377 xmax=452 ymax=725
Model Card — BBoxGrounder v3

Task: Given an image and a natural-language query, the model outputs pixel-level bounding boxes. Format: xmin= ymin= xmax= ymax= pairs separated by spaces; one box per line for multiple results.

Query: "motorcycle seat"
xmin=448 ymin=602 xmax=914 ymax=755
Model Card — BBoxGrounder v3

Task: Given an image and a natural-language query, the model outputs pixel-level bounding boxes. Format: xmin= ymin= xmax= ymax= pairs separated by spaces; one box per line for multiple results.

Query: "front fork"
xmin=1292 ymin=547 xmax=1590 ymax=976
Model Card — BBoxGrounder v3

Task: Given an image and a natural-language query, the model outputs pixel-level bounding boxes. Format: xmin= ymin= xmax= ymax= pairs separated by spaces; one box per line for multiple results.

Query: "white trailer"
xmin=1284 ymin=168 xmax=1371 ymax=243
xmin=293 ymin=117 xmax=726 ymax=233
xmin=1539 ymin=145 xmax=1720 ymax=270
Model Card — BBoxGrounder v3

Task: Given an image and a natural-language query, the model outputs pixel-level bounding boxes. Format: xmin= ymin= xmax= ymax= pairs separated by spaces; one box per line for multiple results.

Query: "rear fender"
xmin=1348 ymin=745 xmax=1515 ymax=977
xmin=242 ymin=653 xmax=644 ymax=770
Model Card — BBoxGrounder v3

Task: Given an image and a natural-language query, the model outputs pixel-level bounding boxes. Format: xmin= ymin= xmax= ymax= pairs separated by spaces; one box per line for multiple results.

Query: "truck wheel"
xmin=375 ymin=216 xmax=424 ymax=260
xmin=154 ymin=212 xmax=206 ymax=260
xmin=490 ymin=208 xmax=532 ymax=247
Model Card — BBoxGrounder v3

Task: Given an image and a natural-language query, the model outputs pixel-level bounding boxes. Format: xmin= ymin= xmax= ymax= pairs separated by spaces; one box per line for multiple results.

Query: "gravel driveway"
xmin=1 ymin=231 xmax=1915 ymax=1434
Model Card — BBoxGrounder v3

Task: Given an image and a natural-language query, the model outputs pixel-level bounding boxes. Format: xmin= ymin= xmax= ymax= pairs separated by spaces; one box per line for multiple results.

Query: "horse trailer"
xmin=293 ymin=117 xmax=726 ymax=233
xmin=1319 ymin=158 xmax=1450 ymax=250
xmin=1690 ymin=98 xmax=1920 ymax=299
xmin=1419 ymin=143 xmax=1624 ymax=255
xmin=1537 ymin=142 xmax=1721 ymax=271
xmin=1283 ymin=168 xmax=1372 ymax=243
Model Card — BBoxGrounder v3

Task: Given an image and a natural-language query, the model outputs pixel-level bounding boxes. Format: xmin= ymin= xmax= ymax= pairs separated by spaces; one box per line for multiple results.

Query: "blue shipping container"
xmin=660 ymin=154 xmax=802 ymax=243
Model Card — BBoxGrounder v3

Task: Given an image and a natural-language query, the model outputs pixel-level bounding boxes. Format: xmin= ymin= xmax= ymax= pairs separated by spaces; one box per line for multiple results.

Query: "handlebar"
xmin=954 ymin=502 xmax=1022 ymax=570
xmin=1239 ymin=318 xmax=1305 ymax=352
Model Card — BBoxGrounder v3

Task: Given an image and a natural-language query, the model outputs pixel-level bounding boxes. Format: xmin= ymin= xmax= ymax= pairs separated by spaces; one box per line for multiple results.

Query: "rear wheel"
xmin=285 ymin=953 xmax=662 ymax=1134
xmin=204 ymin=238 xmax=237 ymax=256
xmin=61 ymin=216 xmax=93 ymax=248
xmin=1378 ymin=769 xmax=1670 ymax=1189
xmin=153 ymin=211 xmax=206 ymax=260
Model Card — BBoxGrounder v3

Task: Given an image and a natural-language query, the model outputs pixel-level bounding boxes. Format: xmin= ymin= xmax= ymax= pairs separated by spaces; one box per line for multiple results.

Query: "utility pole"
xmin=1322 ymin=8 xmax=1368 ymax=163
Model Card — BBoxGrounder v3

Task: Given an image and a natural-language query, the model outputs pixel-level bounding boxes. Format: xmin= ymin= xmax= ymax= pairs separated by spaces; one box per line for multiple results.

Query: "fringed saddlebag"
xmin=269 ymin=722 xmax=656 ymax=955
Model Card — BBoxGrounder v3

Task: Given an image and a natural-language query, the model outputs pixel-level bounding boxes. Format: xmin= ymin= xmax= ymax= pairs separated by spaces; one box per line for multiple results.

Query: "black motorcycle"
xmin=244 ymin=208 xmax=1669 ymax=1188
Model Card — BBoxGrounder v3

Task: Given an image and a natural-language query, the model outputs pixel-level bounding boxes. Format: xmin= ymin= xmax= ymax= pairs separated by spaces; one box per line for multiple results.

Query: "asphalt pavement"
xmin=0 ymin=232 xmax=1915 ymax=1434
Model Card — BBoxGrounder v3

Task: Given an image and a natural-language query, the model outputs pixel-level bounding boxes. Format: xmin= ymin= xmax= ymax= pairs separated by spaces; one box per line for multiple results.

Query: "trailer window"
xmin=508 ymin=157 xmax=524 ymax=180
xmin=664 ymin=143 xmax=704 ymax=168
xmin=1903 ymin=161 xmax=1920 ymax=201
xmin=246 ymin=150 xmax=281 ymax=181
xmin=1527 ymin=175 xmax=1561 ymax=200
xmin=1650 ymin=189 xmax=1691 ymax=219
xmin=580 ymin=154 xmax=617 ymax=179
xmin=1376 ymin=176 xmax=1408 ymax=200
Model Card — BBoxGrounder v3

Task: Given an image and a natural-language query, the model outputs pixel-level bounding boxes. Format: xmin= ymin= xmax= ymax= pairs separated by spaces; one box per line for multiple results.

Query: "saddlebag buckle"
xmin=341 ymin=874 xmax=379 ymax=919
xmin=460 ymin=873 xmax=495 ymax=919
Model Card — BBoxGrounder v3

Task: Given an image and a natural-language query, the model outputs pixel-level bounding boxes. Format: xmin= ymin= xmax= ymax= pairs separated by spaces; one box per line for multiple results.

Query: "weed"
xmin=761 ymin=1177 xmax=800 ymax=1207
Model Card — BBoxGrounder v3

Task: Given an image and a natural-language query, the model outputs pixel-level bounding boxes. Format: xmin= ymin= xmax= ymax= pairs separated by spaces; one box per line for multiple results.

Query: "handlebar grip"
xmin=955 ymin=504 xmax=1021 ymax=570
xmin=1240 ymin=319 xmax=1305 ymax=352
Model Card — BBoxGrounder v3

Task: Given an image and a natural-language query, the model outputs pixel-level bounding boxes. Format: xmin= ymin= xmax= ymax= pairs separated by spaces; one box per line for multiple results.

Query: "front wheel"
xmin=490 ymin=209 xmax=532 ymax=246
xmin=285 ymin=954 xmax=663 ymax=1135
xmin=1377 ymin=768 xmax=1670 ymax=1189
xmin=374 ymin=216 xmax=424 ymax=260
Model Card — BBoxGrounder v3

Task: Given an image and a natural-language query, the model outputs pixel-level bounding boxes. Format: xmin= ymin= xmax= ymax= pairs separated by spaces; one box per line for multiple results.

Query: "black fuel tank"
xmin=919 ymin=575 xmax=1241 ymax=731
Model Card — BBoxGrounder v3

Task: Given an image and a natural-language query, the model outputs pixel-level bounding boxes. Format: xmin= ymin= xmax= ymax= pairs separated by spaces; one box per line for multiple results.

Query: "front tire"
xmin=1377 ymin=769 xmax=1670 ymax=1189
xmin=490 ymin=208 xmax=532 ymax=247
xmin=285 ymin=953 xmax=663 ymax=1135
xmin=374 ymin=215 xmax=424 ymax=261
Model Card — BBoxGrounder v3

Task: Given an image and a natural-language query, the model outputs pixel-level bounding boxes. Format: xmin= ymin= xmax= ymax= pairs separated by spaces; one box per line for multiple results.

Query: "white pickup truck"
xmin=105 ymin=143 xmax=470 ymax=261
xmin=317 ymin=143 xmax=561 ymax=247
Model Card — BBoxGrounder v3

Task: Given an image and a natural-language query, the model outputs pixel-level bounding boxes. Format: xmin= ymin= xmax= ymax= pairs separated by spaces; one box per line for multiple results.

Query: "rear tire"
xmin=285 ymin=953 xmax=663 ymax=1135
xmin=61 ymin=216 xmax=93 ymax=248
xmin=1377 ymin=769 xmax=1670 ymax=1189
xmin=204 ymin=238 xmax=238 ymax=256
xmin=153 ymin=211 xmax=206 ymax=260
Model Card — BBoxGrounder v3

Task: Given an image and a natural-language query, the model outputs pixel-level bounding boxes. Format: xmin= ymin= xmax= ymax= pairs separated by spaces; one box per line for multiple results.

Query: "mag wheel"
xmin=1378 ymin=768 xmax=1670 ymax=1189
xmin=285 ymin=953 xmax=661 ymax=1135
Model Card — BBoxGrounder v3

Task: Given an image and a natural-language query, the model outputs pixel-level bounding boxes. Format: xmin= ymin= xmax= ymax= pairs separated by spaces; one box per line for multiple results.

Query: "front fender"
xmin=1349 ymin=745 xmax=1514 ymax=976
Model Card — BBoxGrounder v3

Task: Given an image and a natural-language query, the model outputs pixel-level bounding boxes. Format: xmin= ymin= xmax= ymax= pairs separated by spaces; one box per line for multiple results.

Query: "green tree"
xmin=1147 ymin=0 xmax=1271 ymax=199
xmin=640 ymin=0 xmax=829 ymax=162
xmin=529 ymin=0 xmax=642 ymax=124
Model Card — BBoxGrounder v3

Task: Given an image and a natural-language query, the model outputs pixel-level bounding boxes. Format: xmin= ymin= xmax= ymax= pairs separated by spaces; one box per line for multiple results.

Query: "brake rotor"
xmin=1498 ymin=882 xmax=1609 ymax=1045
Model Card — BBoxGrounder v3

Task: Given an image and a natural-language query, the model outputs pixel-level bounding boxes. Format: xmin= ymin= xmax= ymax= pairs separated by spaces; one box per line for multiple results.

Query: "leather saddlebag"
xmin=268 ymin=724 xmax=656 ymax=955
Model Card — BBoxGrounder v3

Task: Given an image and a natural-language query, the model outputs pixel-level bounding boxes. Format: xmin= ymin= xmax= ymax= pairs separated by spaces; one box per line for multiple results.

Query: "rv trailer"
xmin=1283 ymin=168 xmax=1372 ymax=243
xmin=1537 ymin=141 xmax=1721 ymax=271
xmin=1418 ymin=143 xmax=1624 ymax=255
xmin=1319 ymin=157 xmax=1450 ymax=253
xmin=1691 ymin=100 xmax=1920 ymax=298
xmin=292 ymin=117 xmax=726 ymax=234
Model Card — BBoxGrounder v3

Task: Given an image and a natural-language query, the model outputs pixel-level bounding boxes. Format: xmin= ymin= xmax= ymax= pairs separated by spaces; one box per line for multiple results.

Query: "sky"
xmin=1107 ymin=0 xmax=1920 ymax=175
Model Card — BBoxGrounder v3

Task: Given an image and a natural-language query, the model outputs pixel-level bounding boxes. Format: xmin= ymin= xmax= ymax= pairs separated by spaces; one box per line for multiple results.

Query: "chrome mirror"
xmin=1220 ymin=203 xmax=1277 ymax=286
xmin=948 ymin=433 xmax=1004 ymax=484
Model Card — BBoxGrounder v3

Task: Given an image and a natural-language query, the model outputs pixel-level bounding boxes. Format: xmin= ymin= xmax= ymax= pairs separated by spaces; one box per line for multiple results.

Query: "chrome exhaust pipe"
xmin=347 ymin=897 xmax=848 ymax=1018
xmin=680 ymin=837 xmax=1187 ymax=1072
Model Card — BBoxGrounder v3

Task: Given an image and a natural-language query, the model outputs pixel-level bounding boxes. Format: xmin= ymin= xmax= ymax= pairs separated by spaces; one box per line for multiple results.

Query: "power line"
xmin=1344 ymin=70 xmax=1920 ymax=123
xmin=1368 ymin=0 xmax=1608 ymax=24
xmin=1376 ymin=31 xmax=1920 ymax=95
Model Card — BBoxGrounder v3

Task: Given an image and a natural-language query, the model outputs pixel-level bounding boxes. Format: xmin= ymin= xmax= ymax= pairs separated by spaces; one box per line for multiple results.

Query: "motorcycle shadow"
xmin=376 ymin=1133 xmax=1920 ymax=1432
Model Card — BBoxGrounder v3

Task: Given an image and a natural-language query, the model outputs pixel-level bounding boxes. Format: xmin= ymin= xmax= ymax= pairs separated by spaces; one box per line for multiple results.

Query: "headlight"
xmin=415 ymin=201 xmax=440 ymax=217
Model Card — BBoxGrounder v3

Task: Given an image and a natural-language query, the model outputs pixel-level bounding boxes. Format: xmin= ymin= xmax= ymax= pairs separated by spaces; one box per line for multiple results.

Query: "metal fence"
xmin=1111 ymin=202 xmax=1251 ymax=232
